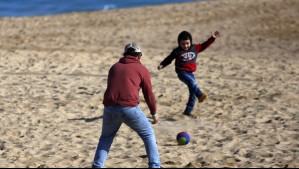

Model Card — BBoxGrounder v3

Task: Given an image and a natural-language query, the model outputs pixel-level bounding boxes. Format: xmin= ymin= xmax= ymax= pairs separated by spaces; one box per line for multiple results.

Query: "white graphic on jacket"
xmin=181 ymin=52 xmax=196 ymax=61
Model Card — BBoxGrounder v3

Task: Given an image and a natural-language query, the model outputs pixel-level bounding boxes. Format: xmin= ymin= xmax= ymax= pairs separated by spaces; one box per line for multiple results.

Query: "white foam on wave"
xmin=103 ymin=4 xmax=116 ymax=11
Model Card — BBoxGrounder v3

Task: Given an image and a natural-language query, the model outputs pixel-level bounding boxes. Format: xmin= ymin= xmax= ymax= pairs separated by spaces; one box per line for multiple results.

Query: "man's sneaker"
xmin=183 ymin=111 xmax=191 ymax=116
xmin=198 ymin=93 xmax=207 ymax=103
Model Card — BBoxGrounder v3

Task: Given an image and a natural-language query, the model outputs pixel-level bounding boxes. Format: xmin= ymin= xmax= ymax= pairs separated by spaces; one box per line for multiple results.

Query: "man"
xmin=92 ymin=42 xmax=161 ymax=168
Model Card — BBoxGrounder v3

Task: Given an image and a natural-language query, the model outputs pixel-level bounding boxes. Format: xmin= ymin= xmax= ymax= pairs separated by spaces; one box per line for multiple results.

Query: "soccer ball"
xmin=176 ymin=132 xmax=190 ymax=145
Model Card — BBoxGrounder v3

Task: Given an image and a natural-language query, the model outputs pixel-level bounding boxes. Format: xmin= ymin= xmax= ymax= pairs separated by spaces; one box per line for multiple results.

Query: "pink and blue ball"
xmin=176 ymin=132 xmax=190 ymax=145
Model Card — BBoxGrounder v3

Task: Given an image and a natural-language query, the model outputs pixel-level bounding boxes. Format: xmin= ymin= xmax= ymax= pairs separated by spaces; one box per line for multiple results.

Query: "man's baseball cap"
xmin=124 ymin=42 xmax=142 ymax=53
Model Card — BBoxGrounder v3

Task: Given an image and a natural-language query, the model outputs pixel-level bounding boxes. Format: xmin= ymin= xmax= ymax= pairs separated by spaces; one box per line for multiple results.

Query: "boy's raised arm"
xmin=212 ymin=31 xmax=221 ymax=38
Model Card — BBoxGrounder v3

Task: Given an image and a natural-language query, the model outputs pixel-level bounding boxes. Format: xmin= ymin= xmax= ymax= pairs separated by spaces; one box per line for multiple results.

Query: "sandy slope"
xmin=0 ymin=0 xmax=298 ymax=167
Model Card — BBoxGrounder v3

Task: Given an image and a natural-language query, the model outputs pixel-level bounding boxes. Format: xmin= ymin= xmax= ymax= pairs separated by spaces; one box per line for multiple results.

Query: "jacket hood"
xmin=119 ymin=55 xmax=141 ymax=64
xmin=177 ymin=31 xmax=193 ymax=46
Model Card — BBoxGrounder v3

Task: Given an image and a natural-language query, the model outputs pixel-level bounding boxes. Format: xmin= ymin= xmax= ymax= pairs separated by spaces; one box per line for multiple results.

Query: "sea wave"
xmin=103 ymin=4 xmax=117 ymax=11
xmin=0 ymin=0 xmax=201 ymax=17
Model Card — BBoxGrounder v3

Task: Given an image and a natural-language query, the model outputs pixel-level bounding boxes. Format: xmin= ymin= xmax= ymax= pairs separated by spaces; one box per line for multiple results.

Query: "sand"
xmin=0 ymin=0 xmax=298 ymax=167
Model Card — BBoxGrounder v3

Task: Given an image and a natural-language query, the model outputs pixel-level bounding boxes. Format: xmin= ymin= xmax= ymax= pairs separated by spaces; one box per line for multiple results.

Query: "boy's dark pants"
xmin=176 ymin=70 xmax=203 ymax=113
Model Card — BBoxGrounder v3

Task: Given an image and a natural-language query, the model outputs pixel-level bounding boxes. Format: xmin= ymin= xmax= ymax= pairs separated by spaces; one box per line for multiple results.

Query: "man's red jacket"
xmin=103 ymin=55 xmax=157 ymax=115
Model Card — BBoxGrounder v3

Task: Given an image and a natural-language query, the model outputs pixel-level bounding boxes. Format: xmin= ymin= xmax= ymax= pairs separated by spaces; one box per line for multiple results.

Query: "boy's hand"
xmin=212 ymin=31 xmax=221 ymax=38
xmin=157 ymin=65 xmax=163 ymax=70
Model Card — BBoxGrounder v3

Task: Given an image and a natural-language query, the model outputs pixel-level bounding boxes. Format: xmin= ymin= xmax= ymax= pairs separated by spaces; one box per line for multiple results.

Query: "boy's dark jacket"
xmin=160 ymin=36 xmax=215 ymax=72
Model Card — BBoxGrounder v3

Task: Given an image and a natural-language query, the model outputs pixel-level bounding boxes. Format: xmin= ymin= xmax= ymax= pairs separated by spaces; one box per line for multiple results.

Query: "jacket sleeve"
xmin=195 ymin=36 xmax=215 ymax=53
xmin=159 ymin=49 xmax=177 ymax=68
xmin=141 ymin=68 xmax=157 ymax=115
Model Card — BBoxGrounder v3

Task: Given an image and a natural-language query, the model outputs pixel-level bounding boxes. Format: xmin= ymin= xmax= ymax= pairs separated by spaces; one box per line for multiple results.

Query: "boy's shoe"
xmin=183 ymin=111 xmax=191 ymax=116
xmin=198 ymin=93 xmax=207 ymax=103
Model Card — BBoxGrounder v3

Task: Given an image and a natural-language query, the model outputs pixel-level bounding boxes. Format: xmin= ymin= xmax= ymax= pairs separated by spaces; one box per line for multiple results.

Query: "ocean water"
xmin=0 ymin=0 xmax=202 ymax=17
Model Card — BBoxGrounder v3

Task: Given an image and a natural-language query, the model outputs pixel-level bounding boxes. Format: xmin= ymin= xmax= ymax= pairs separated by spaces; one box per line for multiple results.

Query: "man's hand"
xmin=211 ymin=31 xmax=221 ymax=38
xmin=148 ymin=115 xmax=159 ymax=124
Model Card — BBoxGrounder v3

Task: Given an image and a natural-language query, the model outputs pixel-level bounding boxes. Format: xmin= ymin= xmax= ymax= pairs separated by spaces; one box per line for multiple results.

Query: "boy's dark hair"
xmin=178 ymin=31 xmax=193 ymax=45
xmin=123 ymin=48 xmax=142 ymax=57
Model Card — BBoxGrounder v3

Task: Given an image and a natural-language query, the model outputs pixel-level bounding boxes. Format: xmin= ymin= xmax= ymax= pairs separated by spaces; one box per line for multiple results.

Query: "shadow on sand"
xmin=68 ymin=116 xmax=103 ymax=122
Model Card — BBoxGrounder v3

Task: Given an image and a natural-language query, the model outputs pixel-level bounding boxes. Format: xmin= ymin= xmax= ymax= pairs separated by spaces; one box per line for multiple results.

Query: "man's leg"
xmin=92 ymin=107 xmax=122 ymax=168
xmin=121 ymin=106 xmax=161 ymax=168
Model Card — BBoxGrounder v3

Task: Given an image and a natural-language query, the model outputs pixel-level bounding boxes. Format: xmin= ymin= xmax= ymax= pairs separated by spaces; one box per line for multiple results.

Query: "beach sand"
xmin=0 ymin=0 xmax=298 ymax=167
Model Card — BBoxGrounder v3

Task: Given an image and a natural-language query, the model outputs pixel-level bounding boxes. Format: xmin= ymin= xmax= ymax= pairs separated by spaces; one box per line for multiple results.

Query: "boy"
xmin=157 ymin=31 xmax=220 ymax=116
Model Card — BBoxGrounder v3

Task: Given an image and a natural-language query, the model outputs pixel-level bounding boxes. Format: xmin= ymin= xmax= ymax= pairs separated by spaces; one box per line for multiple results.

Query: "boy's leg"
xmin=185 ymin=90 xmax=197 ymax=113
xmin=121 ymin=106 xmax=161 ymax=168
xmin=92 ymin=107 xmax=122 ymax=168
xmin=177 ymin=71 xmax=203 ymax=113
xmin=198 ymin=92 xmax=207 ymax=103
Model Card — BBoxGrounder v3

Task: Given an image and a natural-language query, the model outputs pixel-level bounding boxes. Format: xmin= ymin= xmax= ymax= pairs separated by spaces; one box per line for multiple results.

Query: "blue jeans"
xmin=177 ymin=70 xmax=203 ymax=113
xmin=92 ymin=106 xmax=161 ymax=168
